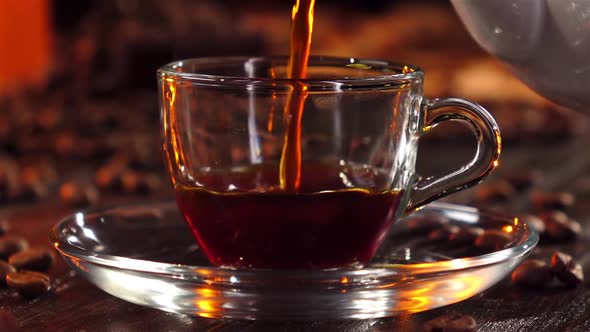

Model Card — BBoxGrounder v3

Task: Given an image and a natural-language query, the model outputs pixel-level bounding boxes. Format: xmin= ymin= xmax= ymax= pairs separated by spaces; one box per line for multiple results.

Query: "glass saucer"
xmin=50 ymin=202 xmax=537 ymax=320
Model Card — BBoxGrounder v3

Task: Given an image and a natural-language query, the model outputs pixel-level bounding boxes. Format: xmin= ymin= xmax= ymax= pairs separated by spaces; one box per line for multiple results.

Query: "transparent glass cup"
xmin=158 ymin=56 xmax=501 ymax=269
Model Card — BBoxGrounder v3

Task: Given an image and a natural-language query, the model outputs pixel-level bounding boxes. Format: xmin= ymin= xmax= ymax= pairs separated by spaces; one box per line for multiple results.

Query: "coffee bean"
xmin=19 ymin=165 xmax=41 ymax=187
xmin=0 ymin=261 xmax=16 ymax=285
xmin=555 ymin=262 xmax=584 ymax=288
xmin=519 ymin=214 xmax=545 ymax=234
xmin=448 ymin=227 xmax=484 ymax=246
xmin=59 ymin=182 xmax=80 ymax=205
xmin=428 ymin=225 xmax=459 ymax=242
xmin=0 ymin=158 xmax=20 ymax=203
xmin=474 ymin=180 xmax=515 ymax=203
xmin=59 ymin=181 xmax=99 ymax=207
xmin=15 ymin=135 xmax=42 ymax=155
xmin=9 ymin=248 xmax=54 ymax=272
xmin=531 ymin=192 xmax=575 ymax=211
xmin=423 ymin=313 xmax=476 ymax=332
xmin=77 ymin=138 xmax=101 ymax=160
xmin=121 ymin=170 xmax=161 ymax=195
xmin=542 ymin=211 xmax=581 ymax=242
xmin=6 ymin=271 xmax=50 ymax=299
xmin=35 ymin=104 xmax=62 ymax=131
xmin=511 ymin=259 xmax=554 ymax=288
xmin=18 ymin=181 xmax=48 ymax=201
xmin=95 ymin=166 xmax=123 ymax=191
xmin=550 ymin=251 xmax=574 ymax=274
xmin=0 ymin=309 xmax=19 ymax=331
xmin=474 ymin=230 xmax=512 ymax=251
xmin=406 ymin=215 xmax=449 ymax=234
xmin=20 ymin=162 xmax=57 ymax=185
xmin=128 ymin=155 xmax=159 ymax=172
xmin=504 ymin=169 xmax=543 ymax=191
xmin=54 ymin=132 xmax=76 ymax=158
xmin=0 ymin=219 xmax=9 ymax=235
xmin=0 ymin=236 xmax=29 ymax=260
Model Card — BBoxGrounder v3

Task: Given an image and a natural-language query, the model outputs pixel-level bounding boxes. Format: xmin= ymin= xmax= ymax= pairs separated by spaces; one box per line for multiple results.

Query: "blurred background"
xmin=0 ymin=0 xmax=586 ymax=207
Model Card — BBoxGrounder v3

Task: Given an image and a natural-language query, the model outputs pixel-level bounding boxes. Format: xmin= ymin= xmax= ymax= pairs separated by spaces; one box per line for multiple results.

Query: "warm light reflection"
xmin=193 ymin=268 xmax=213 ymax=276
xmin=503 ymin=225 xmax=514 ymax=233
xmin=167 ymin=82 xmax=180 ymax=165
xmin=163 ymin=76 xmax=190 ymax=186
xmin=194 ymin=286 xmax=221 ymax=317
xmin=452 ymin=274 xmax=482 ymax=300
xmin=68 ymin=257 xmax=89 ymax=272
xmin=402 ymin=66 xmax=415 ymax=74
xmin=268 ymin=94 xmax=276 ymax=133
xmin=75 ymin=212 xmax=85 ymax=226
xmin=197 ymin=300 xmax=215 ymax=311
xmin=197 ymin=287 xmax=216 ymax=298
xmin=386 ymin=271 xmax=485 ymax=312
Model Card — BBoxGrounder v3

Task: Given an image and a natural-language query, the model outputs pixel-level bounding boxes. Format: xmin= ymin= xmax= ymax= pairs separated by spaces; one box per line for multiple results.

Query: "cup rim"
xmin=157 ymin=55 xmax=423 ymax=87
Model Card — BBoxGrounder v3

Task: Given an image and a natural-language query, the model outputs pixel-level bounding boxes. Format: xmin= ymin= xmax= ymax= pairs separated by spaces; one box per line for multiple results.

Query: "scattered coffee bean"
xmin=35 ymin=104 xmax=62 ymax=131
xmin=531 ymin=192 xmax=575 ymax=211
xmin=18 ymin=181 xmax=48 ymax=201
xmin=423 ymin=313 xmax=476 ymax=332
xmin=474 ymin=230 xmax=512 ymax=251
xmin=541 ymin=211 xmax=581 ymax=242
xmin=448 ymin=227 xmax=484 ymax=246
xmin=556 ymin=262 xmax=584 ymax=288
xmin=428 ymin=225 xmax=459 ymax=242
xmin=0 ymin=261 xmax=16 ymax=285
xmin=511 ymin=259 xmax=554 ymax=288
xmin=95 ymin=166 xmax=123 ymax=191
xmin=54 ymin=132 xmax=76 ymax=158
xmin=128 ymin=154 xmax=159 ymax=172
xmin=59 ymin=181 xmax=99 ymax=207
xmin=406 ymin=215 xmax=449 ymax=234
xmin=19 ymin=166 xmax=41 ymax=187
xmin=550 ymin=251 xmax=574 ymax=274
xmin=548 ymin=251 xmax=584 ymax=288
xmin=9 ymin=248 xmax=54 ymax=272
xmin=94 ymin=153 xmax=134 ymax=192
xmin=0 ymin=309 xmax=19 ymax=331
xmin=0 ymin=219 xmax=9 ymax=235
xmin=6 ymin=271 xmax=51 ymax=299
xmin=519 ymin=214 xmax=545 ymax=234
xmin=0 ymin=236 xmax=29 ymax=260
xmin=0 ymin=158 xmax=20 ymax=202
xmin=474 ymin=180 xmax=515 ymax=203
xmin=121 ymin=170 xmax=161 ymax=195
xmin=503 ymin=169 xmax=543 ymax=192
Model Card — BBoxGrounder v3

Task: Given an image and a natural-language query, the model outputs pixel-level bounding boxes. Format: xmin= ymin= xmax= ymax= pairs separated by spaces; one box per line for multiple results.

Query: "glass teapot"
xmin=451 ymin=0 xmax=590 ymax=113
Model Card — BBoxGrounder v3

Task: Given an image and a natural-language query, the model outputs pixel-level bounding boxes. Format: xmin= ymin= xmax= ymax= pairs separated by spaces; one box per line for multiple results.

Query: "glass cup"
xmin=158 ymin=56 xmax=501 ymax=269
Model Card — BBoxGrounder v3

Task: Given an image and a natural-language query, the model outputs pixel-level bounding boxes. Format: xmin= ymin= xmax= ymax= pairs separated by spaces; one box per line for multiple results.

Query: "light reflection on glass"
xmin=75 ymin=212 xmax=84 ymax=226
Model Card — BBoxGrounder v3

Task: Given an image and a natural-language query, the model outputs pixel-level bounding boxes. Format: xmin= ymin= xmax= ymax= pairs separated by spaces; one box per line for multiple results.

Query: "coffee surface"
xmin=176 ymin=162 xmax=402 ymax=268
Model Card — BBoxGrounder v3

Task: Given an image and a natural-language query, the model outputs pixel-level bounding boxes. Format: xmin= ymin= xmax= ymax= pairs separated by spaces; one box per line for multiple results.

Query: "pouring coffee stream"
xmin=279 ymin=0 xmax=315 ymax=192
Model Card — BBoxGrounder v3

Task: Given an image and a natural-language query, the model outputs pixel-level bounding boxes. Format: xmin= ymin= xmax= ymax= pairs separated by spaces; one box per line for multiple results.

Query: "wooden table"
xmin=4 ymin=114 xmax=590 ymax=331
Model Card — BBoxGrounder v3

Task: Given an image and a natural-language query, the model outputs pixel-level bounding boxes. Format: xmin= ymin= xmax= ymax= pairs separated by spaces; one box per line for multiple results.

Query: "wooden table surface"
xmin=4 ymin=114 xmax=590 ymax=332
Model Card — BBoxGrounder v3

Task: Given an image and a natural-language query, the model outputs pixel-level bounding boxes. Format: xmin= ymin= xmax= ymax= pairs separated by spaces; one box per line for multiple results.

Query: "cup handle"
xmin=406 ymin=97 xmax=501 ymax=212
